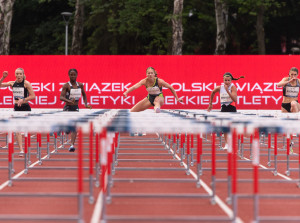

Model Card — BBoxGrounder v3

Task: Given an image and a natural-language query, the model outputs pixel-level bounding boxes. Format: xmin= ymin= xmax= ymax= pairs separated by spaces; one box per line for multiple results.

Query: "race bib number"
xmin=220 ymin=93 xmax=232 ymax=103
xmin=286 ymin=86 xmax=299 ymax=97
xmin=13 ymin=87 xmax=24 ymax=100
xmin=70 ymin=88 xmax=82 ymax=101
xmin=147 ymin=86 xmax=161 ymax=95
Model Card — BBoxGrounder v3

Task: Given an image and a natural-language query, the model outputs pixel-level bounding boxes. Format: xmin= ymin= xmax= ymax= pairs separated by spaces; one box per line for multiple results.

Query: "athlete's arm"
xmin=123 ymin=79 xmax=145 ymax=97
xmin=159 ymin=79 xmax=183 ymax=102
xmin=0 ymin=71 xmax=8 ymax=87
xmin=208 ymin=86 xmax=220 ymax=112
xmin=0 ymin=71 xmax=13 ymax=87
xmin=277 ymin=77 xmax=293 ymax=87
xmin=80 ymin=83 xmax=92 ymax=109
xmin=60 ymin=83 xmax=75 ymax=104
xmin=17 ymin=81 xmax=35 ymax=106
xmin=225 ymin=84 xmax=237 ymax=102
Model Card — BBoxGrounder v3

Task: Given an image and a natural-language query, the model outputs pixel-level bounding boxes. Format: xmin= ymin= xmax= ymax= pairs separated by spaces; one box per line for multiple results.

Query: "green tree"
xmin=10 ymin=0 xmax=72 ymax=55
xmin=86 ymin=0 xmax=174 ymax=55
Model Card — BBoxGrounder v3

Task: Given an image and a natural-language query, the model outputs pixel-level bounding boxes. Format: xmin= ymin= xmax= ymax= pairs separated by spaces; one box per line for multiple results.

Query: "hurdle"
xmin=0 ymin=109 xmax=118 ymax=222
xmin=100 ymin=109 xmax=235 ymax=222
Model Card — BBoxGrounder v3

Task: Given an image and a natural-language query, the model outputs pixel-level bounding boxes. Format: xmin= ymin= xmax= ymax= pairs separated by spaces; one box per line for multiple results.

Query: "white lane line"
xmin=91 ymin=135 xmax=244 ymax=223
xmin=0 ymin=144 xmax=65 ymax=191
xmin=243 ymin=157 xmax=293 ymax=181
xmin=163 ymin=135 xmax=244 ymax=223
xmin=90 ymin=191 xmax=103 ymax=223
xmin=173 ymin=153 xmax=243 ymax=223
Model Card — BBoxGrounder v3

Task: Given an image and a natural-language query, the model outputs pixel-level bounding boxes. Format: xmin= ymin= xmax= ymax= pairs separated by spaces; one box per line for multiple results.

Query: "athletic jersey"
xmin=12 ymin=79 xmax=28 ymax=101
xmin=220 ymin=83 xmax=234 ymax=106
xmin=146 ymin=78 xmax=162 ymax=96
xmin=283 ymin=78 xmax=300 ymax=98
xmin=66 ymin=82 xmax=81 ymax=101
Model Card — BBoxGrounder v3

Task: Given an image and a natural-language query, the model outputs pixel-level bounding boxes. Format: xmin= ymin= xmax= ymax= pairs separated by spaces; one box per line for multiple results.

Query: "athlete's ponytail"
xmin=223 ymin=72 xmax=244 ymax=81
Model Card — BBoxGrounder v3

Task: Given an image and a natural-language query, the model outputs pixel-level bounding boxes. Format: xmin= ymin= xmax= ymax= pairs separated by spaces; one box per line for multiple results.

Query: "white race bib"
xmin=13 ymin=87 xmax=24 ymax=100
xmin=147 ymin=86 xmax=161 ymax=95
xmin=70 ymin=88 xmax=82 ymax=101
xmin=220 ymin=93 xmax=232 ymax=103
xmin=286 ymin=86 xmax=299 ymax=97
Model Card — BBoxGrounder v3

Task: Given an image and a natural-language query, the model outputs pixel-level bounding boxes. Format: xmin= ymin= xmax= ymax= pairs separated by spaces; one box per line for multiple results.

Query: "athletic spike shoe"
xmin=69 ymin=145 xmax=75 ymax=152
xmin=155 ymin=108 xmax=161 ymax=113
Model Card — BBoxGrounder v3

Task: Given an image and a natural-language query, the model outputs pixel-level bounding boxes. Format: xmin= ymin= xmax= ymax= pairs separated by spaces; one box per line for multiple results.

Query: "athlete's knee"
xmin=291 ymin=101 xmax=297 ymax=106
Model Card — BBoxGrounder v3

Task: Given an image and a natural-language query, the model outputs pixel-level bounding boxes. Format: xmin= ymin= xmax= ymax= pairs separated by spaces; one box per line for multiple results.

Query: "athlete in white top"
xmin=208 ymin=72 xmax=244 ymax=150
xmin=123 ymin=67 xmax=183 ymax=113
xmin=277 ymin=67 xmax=300 ymax=113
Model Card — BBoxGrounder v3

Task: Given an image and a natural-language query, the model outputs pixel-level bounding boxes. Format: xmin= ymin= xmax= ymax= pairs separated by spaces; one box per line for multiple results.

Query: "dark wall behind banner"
xmin=0 ymin=55 xmax=297 ymax=109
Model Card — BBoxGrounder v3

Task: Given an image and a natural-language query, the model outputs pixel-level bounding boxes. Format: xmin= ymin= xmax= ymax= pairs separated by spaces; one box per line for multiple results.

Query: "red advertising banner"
xmin=0 ymin=55 xmax=298 ymax=110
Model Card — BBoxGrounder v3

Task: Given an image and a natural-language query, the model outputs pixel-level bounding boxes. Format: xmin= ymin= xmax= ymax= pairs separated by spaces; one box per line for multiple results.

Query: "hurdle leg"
xmin=210 ymin=133 xmax=216 ymax=205
xmin=240 ymin=134 xmax=244 ymax=159
xmin=47 ymin=133 xmax=50 ymax=158
xmin=190 ymin=148 xmax=194 ymax=166
xmin=38 ymin=133 xmax=42 ymax=165
xmin=180 ymin=143 xmax=185 ymax=166
xmin=267 ymin=133 xmax=271 ymax=167
xmin=273 ymin=133 xmax=278 ymax=176
xmin=24 ymin=134 xmax=28 ymax=174
xmin=250 ymin=134 xmax=253 ymax=159
xmin=27 ymin=133 xmax=31 ymax=165
xmin=77 ymin=128 xmax=84 ymax=223
xmin=286 ymin=134 xmax=290 ymax=176
xmin=54 ymin=132 xmax=58 ymax=152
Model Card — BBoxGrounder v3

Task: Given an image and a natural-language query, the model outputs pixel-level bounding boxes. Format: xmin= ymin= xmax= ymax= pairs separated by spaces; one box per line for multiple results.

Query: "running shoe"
xmin=19 ymin=151 xmax=24 ymax=157
xmin=223 ymin=144 xmax=228 ymax=150
xmin=155 ymin=108 xmax=161 ymax=113
xmin=69 ymin=145 xmax=75 ymax=152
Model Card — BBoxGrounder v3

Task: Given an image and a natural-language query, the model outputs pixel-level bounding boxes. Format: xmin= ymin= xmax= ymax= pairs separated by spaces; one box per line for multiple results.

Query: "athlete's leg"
xmin=130 ymin=98 xmax=152 ymax=112
xmin=223 ymin=133 xmax=228 ymax=149
xmin=281 ymin=107 xmax=288 ymax=113
xmin=290 ymin=101 xmax=299 ymax=113
xmin=71 ymin=132 xmax=77 ymax=145
xmin=153 ymin=96 xmax=164 ymax=113
xmin=296 ymin=102 xmax=300 ymax=112
xmin=16 ymin=132 xmax=24 ymax=153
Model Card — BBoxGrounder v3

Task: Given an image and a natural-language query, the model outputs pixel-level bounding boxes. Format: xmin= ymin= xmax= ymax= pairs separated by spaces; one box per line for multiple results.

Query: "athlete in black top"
xmin=0 ymin=68 xmax=35 ymax=156
xmin=123 ymin=67 xmax=183 ymax=112
xmin=60 ymin=68 xmax=92 ymax=152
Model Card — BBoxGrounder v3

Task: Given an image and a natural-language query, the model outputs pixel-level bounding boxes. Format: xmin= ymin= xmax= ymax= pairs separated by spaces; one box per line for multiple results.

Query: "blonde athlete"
xmin=0 ymin=69 xmax=35 ymax=156
xmin=277 ymin=67 xmax=300 ymax=113
xmin=208 ymin=72 xmax=244 ymax=150
xmin=123 ymin=67 xmax=183 ymax=113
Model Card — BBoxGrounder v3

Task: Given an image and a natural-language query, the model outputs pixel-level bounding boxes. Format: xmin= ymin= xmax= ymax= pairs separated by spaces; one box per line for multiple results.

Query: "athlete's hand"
xmin=224 ymin=84 xmax=229 ymax=91
xmin=207 ymin=104 xmax=212 ymax=112
xmin=69 ymin=98 xmax=75 ymax=104
xmin=123 ymin=91 xmax=128 ymax=97
xmin=17 ymin=98 xmax=24 ymax=107
xmin=177 ymin=97 xmax=183 ymax=103
xmin=290 ymin=77 xmax=297 ymax=82
xmin=2 ymin=71 xmax=8 ymax=79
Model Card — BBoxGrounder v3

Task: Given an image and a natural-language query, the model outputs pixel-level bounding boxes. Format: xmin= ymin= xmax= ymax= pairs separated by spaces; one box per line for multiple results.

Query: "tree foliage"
xmin=7 ymin=0 xmax=300 ymax=55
